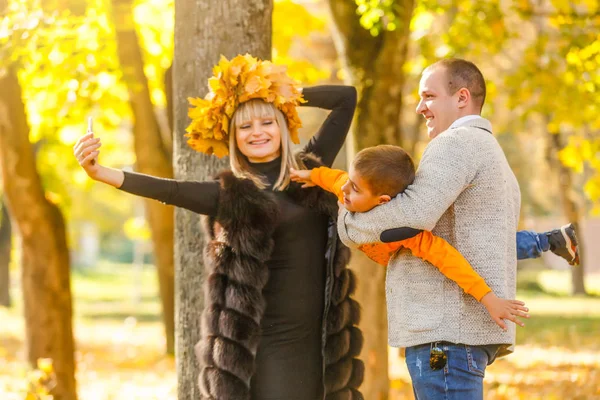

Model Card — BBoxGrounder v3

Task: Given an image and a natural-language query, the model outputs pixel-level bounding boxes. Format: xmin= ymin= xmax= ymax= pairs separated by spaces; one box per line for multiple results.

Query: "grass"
xmin=517 ymin=267 xmax=600 ymax=297
xmin=1 ymin=261 xmax=173 ymax=400
xmin=71 ymin=261 xmax=162 ymax=323
xmin=1 ymin=262 xmax=600 ymax=399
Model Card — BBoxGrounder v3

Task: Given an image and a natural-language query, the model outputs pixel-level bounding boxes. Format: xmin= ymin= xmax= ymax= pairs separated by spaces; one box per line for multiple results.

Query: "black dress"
xmin=118 ymin=85 xmax=357 ymax=399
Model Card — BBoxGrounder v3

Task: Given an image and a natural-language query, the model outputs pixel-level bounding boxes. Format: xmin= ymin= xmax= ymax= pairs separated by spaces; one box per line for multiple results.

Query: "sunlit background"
xmin=0 ymin=0 xmax=599 ymax=399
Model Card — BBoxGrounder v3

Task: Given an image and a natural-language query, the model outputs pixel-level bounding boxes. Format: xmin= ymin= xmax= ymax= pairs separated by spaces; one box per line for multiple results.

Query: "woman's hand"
xmin=290 ymin=168 xmax=316 ymax=188
xmin=72 ymin=132 xmax=124 ymax=187
xmin=73 ymin=132 xmax=102 ymax=179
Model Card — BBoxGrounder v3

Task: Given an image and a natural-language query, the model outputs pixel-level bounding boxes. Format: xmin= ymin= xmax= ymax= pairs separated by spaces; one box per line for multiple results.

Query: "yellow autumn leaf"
xmin=558 ymin=145 xmax=583 ymax=172
xmin=185 ymin=54 xmax=305 ymax=156
xmin=244 ymin=74 xmax=267 ymax=95
xmin=187 ymin=137 xmax=229 ymax=158
xmin=584 ymin=178 xmax=600 ymax=202
xmin=28 ymin=369 xmax=45 ymax=384
xmin=188 ymin=97 xmax=207 ymax=107
xmin=37 ymin=358 xmax=53 ymax=375
xmin=123 ymin=217 xmax=151 ymax=241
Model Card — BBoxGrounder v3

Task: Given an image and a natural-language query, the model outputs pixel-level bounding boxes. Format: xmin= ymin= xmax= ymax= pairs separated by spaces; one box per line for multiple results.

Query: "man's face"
xmin=416 ymin=67 xmax=461 ymax=139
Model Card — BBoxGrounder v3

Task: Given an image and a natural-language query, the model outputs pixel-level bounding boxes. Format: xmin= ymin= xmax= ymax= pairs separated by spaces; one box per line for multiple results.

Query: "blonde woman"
xmin=73 ymin=56 xmax=363 ymax=400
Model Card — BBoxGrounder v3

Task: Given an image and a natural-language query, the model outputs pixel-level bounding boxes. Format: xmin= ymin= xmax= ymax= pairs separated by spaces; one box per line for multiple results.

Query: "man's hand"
xmin=480 ymin=292 xmax=530 ymax=331
xmin=290 ymin=168 xmax=316 ymax=188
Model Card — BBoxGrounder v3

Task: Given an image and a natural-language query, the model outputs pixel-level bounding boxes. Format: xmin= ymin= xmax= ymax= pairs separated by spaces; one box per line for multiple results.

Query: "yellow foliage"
xmin=273 ymin=0 xmax=331 ymax=85
xmin=21 ymin=358 xmax=56 ymax=399
xmin=273 ymin=0 xmax=325 ymax=55
xmin=410 ymin=11 xmax=434 ymax=34
xmin=558 ymin=144 xmax=583 ymax=172
xmin=584 ymin=177 xmax=600 ymax=203
xmin=185 ymin=54 xmax=305 ymax=157
xmin=37 ymin=358 xmax=54 ymax=373
xmin=123 ymin=217 xmax=151 ymax=241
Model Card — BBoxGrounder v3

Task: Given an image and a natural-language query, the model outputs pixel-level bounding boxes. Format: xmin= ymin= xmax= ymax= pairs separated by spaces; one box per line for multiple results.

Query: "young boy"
xmin=291 ymin=145 xmax=531 ymax=329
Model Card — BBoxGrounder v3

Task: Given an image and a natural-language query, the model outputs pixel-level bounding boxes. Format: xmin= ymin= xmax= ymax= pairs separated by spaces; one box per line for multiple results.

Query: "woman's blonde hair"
xmin=229 ymin=99 xmax=303 ymax=191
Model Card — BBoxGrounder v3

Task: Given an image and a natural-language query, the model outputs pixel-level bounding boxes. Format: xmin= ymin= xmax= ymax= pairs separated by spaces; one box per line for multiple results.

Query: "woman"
xmin=73 ymin=55 xmax=363 ymax=400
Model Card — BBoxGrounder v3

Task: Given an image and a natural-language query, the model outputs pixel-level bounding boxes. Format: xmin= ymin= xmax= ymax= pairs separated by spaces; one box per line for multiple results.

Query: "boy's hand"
xmin=480 ymin=292 xmax=529 ymax=331
xmin=290 ymin=168 xmax=316 ymax=188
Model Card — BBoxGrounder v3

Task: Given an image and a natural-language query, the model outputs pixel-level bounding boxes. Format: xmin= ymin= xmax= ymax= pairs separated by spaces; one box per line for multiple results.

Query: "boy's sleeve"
xmin=358 ymin=242 xmax=405 ymax=266
xmin=310 ymin=167 xmax=348 ymax=203
xmin=401 ymin=231 xmax=492 ymax=301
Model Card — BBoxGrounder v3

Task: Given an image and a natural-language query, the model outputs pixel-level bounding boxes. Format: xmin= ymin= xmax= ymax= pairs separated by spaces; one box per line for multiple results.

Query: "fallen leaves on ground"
xmin=0 ymin=310 xmax=176 ymax=400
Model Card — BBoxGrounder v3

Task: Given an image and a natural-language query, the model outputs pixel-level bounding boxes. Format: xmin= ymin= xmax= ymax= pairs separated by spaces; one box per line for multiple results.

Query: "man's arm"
xmin=337 ymin=129 xmax=478 ymax=246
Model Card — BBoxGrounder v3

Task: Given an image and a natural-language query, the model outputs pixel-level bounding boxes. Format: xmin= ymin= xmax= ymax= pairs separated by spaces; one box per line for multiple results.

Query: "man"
xmin=337 ymin=58 xmax=523 ymax=399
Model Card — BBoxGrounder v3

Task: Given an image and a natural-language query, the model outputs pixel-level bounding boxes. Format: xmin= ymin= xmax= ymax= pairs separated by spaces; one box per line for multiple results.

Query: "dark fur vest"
xmin=195 ymin=153 xmax=364 ymax=400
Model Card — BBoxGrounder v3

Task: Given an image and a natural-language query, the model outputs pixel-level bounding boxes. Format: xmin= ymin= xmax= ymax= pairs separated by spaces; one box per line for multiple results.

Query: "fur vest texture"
xmin=195 ymin=153 xmax=364 ymax=400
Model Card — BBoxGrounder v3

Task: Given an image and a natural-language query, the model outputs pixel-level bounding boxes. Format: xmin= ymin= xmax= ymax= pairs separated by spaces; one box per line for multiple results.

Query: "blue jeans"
xmin=517 ymin=230 xmax=549 ymax=260
xmin=406 ymin=342 xmax=500 ymax=400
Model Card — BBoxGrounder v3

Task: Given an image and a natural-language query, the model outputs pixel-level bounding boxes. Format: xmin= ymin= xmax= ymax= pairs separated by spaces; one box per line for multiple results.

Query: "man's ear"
xmin=378 ymin=195 xmax=391 ymax=204
xmin=457 ymin=87 xmax=470 ymax=109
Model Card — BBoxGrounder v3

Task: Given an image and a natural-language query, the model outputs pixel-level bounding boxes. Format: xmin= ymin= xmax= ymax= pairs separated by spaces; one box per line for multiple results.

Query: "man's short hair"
xmin=352 ymin=145 xmax=415 ymax=197
xmin=427 ymin=58 xmax=486 ymax=111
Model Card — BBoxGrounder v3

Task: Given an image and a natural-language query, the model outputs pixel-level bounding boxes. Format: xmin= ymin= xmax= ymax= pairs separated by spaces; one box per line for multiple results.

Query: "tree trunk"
xmin=327 ymin=1 xmax=415 ymax=398
xmin=549 ymin=129 xmax=587 ymax=295
xmin=173 ymin=0 xmax=272 ymax=397
xmin=165 ymin=64 xmax=174 ymax=138
xmin=0 ymin=198 xmax=11 ymax=307
xmin=111 ymin=0 xmax=176 ymax=354
xmin=0 ymin=68 xmax=77 ymax=400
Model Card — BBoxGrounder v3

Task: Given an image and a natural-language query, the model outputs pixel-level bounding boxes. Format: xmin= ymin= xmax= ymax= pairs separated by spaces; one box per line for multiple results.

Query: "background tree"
xmin=504 ymin=0 xmax=599 ymax=294
xmin=173 ymin=0 xmax=272 ymax=397
xmin=110 ymin=0 xmax=176 ymax=354
xmin=326 ymin=1 xmax=416 ymax=397
xmin=0 ymin=197 xmax=11 ymax=307
xmin=0 ymin=66 xmax=77 ymax=400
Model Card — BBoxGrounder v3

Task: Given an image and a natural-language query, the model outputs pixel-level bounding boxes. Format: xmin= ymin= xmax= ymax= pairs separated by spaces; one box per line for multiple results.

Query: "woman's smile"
xmin=249 ymin=138 xmax=270 ymax=146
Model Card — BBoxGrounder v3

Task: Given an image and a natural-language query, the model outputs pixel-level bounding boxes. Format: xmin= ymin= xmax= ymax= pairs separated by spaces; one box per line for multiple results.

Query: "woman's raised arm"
xmin=302 ymin=85 xmax=357 ymax=167
xmin=73 ymin=132 xmax=219 ymax=216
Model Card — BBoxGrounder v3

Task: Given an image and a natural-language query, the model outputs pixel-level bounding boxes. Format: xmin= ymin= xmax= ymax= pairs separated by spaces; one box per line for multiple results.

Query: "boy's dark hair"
xmin=427 ymin=58 xmax=486 ymax=112
xmin=352 ymin=145 xmax=415 ymax=197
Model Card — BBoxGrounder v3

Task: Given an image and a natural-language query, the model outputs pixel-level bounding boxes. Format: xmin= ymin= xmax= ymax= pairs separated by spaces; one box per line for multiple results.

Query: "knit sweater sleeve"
xmin=337 ymin=129 xmax=478 ymax=246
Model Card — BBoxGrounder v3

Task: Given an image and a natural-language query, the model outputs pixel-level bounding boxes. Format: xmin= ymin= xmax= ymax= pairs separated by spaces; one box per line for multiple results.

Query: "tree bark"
xmin=0 ymin=68 xmax=77 ymax=400
xmin=173 ymin=0 xmax=272 ymax=397
xmin=328 ymin=0 xmax=415 ymax=151
xmin=0 ymin=198 xmax=11 ymax=307
xmin=111 ymin=0 xmax=176 ymax=354
xmin=327 ymin=1 xmax=415 ymax=398
xmin=549 ymin=129 xmax=587 ymax=295
xmin=165 ymin=64 xmax=174 ymax=139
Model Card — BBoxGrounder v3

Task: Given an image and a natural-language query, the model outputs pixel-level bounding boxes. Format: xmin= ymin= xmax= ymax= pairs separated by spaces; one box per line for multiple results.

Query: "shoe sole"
xmin=561 ymin=224 xmax=579 ymax=264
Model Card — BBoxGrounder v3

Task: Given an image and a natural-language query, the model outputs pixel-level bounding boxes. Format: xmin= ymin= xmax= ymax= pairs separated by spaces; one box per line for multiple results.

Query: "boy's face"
xmin=341 ymin=167 xmax=390 ymax=213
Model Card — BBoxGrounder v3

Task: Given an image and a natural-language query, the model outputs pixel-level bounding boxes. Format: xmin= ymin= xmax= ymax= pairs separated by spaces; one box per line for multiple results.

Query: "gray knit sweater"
xmin=337 ymin=117 xmax=521 ymax=355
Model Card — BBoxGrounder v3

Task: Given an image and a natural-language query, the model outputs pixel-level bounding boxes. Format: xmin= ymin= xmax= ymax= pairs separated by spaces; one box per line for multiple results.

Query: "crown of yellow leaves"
xmin=185 ymin=54 xmax=306 ymax=158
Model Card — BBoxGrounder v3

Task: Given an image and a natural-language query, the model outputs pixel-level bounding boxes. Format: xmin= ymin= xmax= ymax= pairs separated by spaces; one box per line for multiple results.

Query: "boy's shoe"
xmin=546 ymin=223 xmax=580 ymax=266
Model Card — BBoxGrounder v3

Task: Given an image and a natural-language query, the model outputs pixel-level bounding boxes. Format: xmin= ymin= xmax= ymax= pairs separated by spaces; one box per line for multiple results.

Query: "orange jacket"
xmin=310 ymin=167 xmax=492 ymax=301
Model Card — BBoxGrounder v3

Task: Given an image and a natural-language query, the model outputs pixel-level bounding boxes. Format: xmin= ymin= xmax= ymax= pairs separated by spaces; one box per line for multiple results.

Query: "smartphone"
xmin=87 ymin=117 xmax=96 ymax=165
